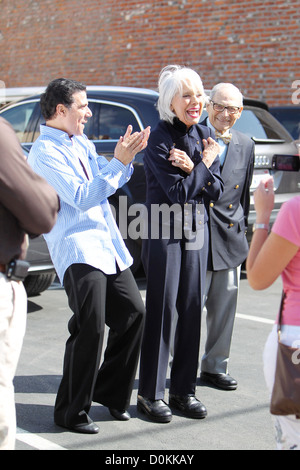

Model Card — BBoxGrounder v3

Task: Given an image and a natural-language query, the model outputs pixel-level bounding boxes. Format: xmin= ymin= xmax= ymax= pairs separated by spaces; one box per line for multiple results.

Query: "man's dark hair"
xmin=40 ymin=78 xmax=87 ymax=120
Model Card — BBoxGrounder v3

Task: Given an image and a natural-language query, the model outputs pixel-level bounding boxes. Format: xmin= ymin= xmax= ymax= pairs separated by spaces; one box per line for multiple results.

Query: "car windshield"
xmin=270 ymin=108 xmax=300 ymax=140
xmin=232 ymin=106 xmax=291 ymax=141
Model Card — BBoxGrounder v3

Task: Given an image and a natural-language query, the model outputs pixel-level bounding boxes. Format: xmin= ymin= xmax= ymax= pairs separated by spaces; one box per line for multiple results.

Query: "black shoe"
xmin=200 ymin=372 xmax=238 ymax=391
xmin=169 ymin=394 xmax=207 ymax=419
xmin=109 ymin=408 xmax=131 ymax=421
xmin=137 ymin=395 xmax=172 ymax=423
xmin=55 ymin=417 xmax=99 ymax=434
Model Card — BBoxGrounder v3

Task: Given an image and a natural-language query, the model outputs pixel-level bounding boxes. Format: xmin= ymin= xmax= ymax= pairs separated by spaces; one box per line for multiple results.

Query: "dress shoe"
xmin=169 ymin=394 xmax=207 ymax=419
xmin=137 ymin=395 xmax=172 ymax=423
xmin=200 ymin=371 xmax=238 ymax=390
xmin=109 ymin=408 xmax=131 ymax=421
xmin=55 ymin=418 xmax=99 ymax=434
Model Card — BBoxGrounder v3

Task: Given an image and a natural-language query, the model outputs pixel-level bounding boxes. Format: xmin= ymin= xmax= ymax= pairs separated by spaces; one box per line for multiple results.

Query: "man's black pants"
xmin=54 ymin=263 xmax=145 ymax=427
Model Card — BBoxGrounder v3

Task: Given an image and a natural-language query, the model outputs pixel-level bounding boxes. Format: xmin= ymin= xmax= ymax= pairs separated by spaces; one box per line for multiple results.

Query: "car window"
xmin=270 ymin=108 xmax=300 ymax=140
xmin=23 ymin=106 xmax=44 ymax=143
xmin=233 ymin=107 xmax=290 ymax=140
xmin=1 ymin=101 xmax=37 ymax=142
xmin=85 ymin=101 xmax=141 ymax=141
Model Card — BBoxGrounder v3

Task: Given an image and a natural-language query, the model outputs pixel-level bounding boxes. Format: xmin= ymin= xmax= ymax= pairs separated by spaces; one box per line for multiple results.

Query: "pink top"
xmin=272 ymin=196 xmax=300 ymax=326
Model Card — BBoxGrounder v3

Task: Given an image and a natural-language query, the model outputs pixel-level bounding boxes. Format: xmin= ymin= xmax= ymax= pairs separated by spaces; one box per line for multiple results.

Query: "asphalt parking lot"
xmin=14 ymin=272 xmax=281 ymax=452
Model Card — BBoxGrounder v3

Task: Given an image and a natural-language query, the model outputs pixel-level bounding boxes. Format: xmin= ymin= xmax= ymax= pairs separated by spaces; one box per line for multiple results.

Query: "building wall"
xmin=1 ymin=0 xmax=299 ymax=105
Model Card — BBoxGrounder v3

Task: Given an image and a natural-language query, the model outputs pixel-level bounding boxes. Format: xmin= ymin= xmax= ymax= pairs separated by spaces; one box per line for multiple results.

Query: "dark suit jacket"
xmin=201 ymin=118 xmax=255 ymax=270
xmin=143 ymin=118 xmax=224 ymax=231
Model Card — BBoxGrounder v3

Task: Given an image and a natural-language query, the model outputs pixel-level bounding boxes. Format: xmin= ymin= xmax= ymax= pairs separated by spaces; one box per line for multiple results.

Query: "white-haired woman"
xmin=137 ymin=65 xmax=223 ymax=422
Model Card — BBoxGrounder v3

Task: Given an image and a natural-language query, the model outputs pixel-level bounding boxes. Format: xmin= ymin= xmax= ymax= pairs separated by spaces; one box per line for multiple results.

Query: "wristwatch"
xmin=252 ymin=223 xmax=270 ymax=232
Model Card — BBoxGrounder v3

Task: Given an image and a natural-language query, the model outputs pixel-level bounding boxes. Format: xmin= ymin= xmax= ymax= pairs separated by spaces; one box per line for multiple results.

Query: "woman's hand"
xmin=201 ymin=137 xmax=220 ymax=168
xmin=168 ymin=147 xmax=194 ymax=174
xmin=254 ymin=176 xmax=275 ymax=224
xmin=114 ymin=125 xmax=150 ymax=166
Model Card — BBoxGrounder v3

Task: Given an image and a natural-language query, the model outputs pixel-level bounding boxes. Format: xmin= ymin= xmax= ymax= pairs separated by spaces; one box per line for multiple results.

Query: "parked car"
xmin=269 ymin=106 xmax=300 ymax=141
xmin=1 ymin=87 xmax=299 ymax=276
xmin=23 ymin=235 xmax=56 ymax=297
xmin=0 ymin=86 xmax=45 ymax=108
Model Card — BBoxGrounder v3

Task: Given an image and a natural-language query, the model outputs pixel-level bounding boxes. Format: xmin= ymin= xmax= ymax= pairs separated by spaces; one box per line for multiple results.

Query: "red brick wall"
xmin=1 ymin=0 xmax=299 ymax=105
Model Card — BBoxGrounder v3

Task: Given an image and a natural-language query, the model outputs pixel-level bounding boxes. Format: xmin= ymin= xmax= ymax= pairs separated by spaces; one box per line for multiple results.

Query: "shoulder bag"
xmin=270 ymin=291 xmax=300 ymax=419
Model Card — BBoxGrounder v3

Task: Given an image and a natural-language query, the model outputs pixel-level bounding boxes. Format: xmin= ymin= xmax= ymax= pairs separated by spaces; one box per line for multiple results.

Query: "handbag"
xmin=270 ymin=291 xmax=300 ymax=419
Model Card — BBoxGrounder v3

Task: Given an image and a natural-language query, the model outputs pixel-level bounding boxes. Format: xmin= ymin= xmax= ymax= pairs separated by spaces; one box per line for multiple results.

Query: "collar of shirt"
xmin=40 ymin=124 xmax=94 ymax=180
xmin=40 ymin=124 xmax=75 ymax=144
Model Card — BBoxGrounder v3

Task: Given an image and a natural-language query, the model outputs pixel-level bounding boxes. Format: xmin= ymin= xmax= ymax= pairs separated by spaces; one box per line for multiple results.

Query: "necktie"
xmin=215 ymin=131 xmax=232 ymax=145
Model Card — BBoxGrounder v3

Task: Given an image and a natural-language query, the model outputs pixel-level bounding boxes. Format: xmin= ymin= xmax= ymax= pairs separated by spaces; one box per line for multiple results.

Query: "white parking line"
xmin=15 ymin=311 xmax=273 ymax=450
xmin=236 ymin=313 xmax=274 ymax=325
xmin=16 ymin=427 xmax=66 ymax=450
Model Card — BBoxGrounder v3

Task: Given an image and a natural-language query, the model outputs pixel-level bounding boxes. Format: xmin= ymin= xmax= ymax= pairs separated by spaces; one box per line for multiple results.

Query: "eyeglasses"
xmin=210 ymin=101 xmax=241 ymax=114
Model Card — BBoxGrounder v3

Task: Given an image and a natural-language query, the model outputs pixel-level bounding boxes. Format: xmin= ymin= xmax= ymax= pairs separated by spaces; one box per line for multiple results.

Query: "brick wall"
xmin=1 ymin=0 xmax=299 ymax=105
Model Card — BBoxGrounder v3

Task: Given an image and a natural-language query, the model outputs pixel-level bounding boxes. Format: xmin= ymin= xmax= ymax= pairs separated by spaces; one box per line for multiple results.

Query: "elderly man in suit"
xmin=200 ymin=83 xmax=255 ymax=390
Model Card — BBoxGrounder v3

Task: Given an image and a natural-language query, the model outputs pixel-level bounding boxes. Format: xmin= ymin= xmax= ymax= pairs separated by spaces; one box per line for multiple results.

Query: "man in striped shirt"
xmin=28 ymin=78 xmax=150 ymax=434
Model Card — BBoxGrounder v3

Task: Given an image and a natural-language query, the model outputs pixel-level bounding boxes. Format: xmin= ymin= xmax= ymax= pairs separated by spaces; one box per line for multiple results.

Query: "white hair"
xmin=210 ymin=83 xmax=243 ymax=107
xmin=157 ymin=65 xmax=205 ymax=123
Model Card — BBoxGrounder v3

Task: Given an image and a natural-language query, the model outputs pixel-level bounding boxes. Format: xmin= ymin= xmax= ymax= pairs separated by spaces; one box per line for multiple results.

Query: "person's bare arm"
xmin=246 ymin=177 xmax=298 ymax=290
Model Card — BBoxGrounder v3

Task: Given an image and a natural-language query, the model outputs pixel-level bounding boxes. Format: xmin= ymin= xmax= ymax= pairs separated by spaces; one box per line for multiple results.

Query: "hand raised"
xmin=201 ymin=137 xmax=220 ymax=168
xmin=168 ymin=147 xmax=194 ymax=174
xmin=254 ymin=177 xmax=275 ymax=221
xmin=114 ymin=125 xmax=150 ymax=166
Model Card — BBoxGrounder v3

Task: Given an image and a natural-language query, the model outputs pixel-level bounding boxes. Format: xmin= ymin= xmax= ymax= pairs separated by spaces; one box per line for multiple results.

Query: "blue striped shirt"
xmin=28 ymin=125 xmax=133 ymax=284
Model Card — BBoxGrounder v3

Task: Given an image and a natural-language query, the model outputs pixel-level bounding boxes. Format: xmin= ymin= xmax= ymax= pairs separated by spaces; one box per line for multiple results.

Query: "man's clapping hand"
xmin=114 ymin=125 xmax=151 ymax=166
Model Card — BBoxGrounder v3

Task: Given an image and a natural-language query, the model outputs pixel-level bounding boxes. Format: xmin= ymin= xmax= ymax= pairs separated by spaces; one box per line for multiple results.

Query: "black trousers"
xmin=54 ymin=263 xmax=145 ymax=427
xmin=138 ymin=224 xmax=208 ymax=400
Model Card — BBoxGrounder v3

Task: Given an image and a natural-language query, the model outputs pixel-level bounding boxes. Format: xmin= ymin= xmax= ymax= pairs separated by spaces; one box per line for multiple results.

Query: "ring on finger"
xmin=175 ymin=159 xmax=180 ymax=163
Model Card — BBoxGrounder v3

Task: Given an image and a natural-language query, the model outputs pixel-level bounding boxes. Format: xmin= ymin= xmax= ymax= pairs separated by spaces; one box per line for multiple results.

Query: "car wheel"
xmin=23 ymin=273 xmax=56 ymax=297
